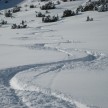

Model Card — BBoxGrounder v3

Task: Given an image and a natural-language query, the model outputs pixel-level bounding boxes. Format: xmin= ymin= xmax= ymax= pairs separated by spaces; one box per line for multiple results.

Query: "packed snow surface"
xmin=0 ymin=0 xmax=108 ymax=108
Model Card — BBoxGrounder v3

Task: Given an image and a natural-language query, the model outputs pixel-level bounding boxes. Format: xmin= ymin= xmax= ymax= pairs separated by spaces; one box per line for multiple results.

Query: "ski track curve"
xmin=0 ymin=62 xmax=82 ymax=108
xmin=0 ymin=27 xmax=106 ymax=108
xmin=0 ymin=47 xmax=105 ymax=108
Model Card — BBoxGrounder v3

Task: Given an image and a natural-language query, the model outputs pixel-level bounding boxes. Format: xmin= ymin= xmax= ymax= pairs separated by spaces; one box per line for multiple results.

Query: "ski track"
xmin=0 ymin=62 xmax=78 ymax=108
xmin=0 ymin=18 xmax=106 ymax=108
xmin=0 ymin=47 xmax=106 ymax=108
xmin=0 ymin=25 xmax=106 ymax=107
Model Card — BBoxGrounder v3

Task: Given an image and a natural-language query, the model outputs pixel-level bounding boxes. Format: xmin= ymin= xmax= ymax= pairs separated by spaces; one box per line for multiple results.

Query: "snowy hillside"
xmin=0 ymin=0 xmax=108 ymax=108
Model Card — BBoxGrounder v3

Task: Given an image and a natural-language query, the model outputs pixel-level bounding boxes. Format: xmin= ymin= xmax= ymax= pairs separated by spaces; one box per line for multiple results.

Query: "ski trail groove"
xmin=33 ymin=64 xmax=64 ymax=78
xmin=0 ymin=47 xmax=105 ymax=108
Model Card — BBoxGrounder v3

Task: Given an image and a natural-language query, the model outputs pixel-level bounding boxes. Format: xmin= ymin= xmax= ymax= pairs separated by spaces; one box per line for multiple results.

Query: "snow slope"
xmin=0 ymin=0 xmax=108 ymax=108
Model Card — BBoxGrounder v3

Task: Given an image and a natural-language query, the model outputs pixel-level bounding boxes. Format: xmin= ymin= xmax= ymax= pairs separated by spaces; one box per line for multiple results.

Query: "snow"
xmin=0 ymin=0 xmax=108 ymax=108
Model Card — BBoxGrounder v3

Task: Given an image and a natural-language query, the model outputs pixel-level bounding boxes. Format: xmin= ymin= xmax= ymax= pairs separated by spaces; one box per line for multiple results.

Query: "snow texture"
xmin=0 ymin=0 xmax=108 ymax=108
